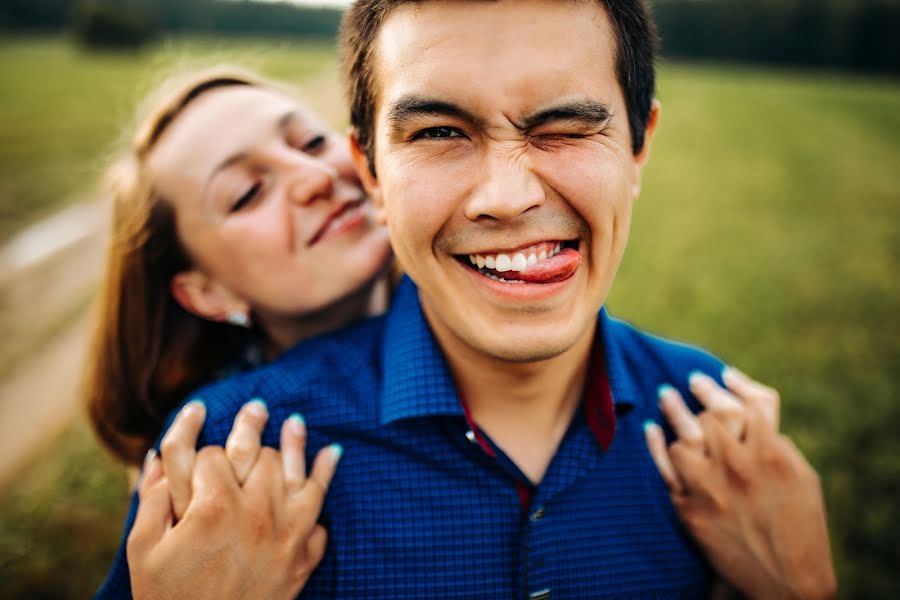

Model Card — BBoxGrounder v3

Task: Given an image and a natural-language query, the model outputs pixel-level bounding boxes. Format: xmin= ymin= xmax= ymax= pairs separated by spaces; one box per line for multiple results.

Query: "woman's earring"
xmin=226 ymin=311 xmax=251 ymax=328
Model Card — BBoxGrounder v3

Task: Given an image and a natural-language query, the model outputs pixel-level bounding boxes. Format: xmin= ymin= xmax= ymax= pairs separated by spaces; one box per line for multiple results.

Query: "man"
xmin=100 ymin=1 xmax=835 ymax=598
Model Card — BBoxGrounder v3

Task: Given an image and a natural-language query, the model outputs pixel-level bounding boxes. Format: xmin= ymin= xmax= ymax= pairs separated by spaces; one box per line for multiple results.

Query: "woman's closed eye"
xmin=230 ymin=181 xmax=263 ymax=213
xmin=302 ymin=134 xmax=327 ymax=154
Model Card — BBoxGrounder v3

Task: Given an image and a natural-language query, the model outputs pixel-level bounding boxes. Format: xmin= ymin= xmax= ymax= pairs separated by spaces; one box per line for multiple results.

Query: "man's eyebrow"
xmin=387 ymin=96 xmax=483 ymax=129
xmin=519 ymin=99 xmax=613 ymax=130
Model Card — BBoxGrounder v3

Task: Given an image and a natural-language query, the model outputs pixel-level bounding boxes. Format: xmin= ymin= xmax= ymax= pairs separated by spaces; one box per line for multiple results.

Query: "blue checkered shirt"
xmin=97 ymin=277 xmax=726 ymax=599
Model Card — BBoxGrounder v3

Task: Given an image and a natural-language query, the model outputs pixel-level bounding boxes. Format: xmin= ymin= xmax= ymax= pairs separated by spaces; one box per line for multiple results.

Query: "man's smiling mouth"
xmin=456 ymin=240 xmax=582 ymax=284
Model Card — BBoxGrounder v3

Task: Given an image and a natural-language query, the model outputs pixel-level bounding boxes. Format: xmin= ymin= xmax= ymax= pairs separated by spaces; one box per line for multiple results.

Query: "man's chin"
xmin=466 ymin=330 xmax=586 ymax=364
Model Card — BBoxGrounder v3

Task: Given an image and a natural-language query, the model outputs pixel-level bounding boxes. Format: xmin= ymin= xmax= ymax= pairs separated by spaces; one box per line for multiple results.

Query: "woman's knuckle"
xmin=159 ymin=434 xmax=180 ymax=456
xmin=242 ymin=506 xmax=273 ymax=543
xmin=227 ymin=441 xmax=252 ymax=464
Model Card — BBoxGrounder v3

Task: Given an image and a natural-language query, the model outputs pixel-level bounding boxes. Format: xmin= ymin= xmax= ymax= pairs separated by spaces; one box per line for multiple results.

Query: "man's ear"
xmin=349 ymin=131 xmax=387 ymax=225
xmin=170 ymin=270 xmax=248 ymax=323
xmin=631 ymin=99 xmax=661 ymax=199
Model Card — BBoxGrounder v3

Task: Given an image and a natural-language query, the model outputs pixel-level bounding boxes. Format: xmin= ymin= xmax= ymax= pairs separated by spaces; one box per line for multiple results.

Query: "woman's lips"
xmin=308 ymin=200 xmax=367 ymax=247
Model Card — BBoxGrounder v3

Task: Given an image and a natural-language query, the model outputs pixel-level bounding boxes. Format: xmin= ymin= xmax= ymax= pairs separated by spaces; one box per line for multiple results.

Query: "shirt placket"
xmin=461 ymin=402 xmax=608 ymax=600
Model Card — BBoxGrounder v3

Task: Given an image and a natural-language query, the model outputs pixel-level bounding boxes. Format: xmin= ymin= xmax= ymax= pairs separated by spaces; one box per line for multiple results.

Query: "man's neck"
xmin=431 ymin=316 xmax=597 ymax=484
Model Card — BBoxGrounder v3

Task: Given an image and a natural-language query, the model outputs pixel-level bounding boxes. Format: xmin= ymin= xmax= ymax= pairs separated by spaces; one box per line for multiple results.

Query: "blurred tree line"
xmin=0 ymin=0 xmax=342 ymax=47
xmin=1 ymin=0 xmax=898 ymax=72
xmin=654 ymin=0 xmax=900 ymax=73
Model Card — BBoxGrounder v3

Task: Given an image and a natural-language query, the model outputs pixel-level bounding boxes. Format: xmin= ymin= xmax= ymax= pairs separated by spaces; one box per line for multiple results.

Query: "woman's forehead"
xmin=146 ymin=86 xmax=318 ymax=191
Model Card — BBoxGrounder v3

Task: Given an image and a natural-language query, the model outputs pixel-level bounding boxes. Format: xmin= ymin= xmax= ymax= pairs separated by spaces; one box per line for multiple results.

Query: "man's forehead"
xmin=371 ymin=0 xmax=618 ymax=121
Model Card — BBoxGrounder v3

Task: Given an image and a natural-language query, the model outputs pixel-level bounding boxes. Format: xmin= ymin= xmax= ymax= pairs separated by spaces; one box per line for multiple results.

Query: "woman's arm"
xmin=645 ymin=369 xmax=836 ymax=600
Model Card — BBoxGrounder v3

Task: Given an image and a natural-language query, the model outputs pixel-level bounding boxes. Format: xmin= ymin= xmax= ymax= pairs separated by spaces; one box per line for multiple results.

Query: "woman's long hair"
xmin=85 ymin=67 xmax=268 ymax=466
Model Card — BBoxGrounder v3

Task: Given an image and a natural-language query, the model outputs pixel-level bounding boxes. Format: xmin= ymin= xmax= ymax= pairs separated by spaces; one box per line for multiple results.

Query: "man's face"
xmin=364 ymin=0 xmax=657 ymax=363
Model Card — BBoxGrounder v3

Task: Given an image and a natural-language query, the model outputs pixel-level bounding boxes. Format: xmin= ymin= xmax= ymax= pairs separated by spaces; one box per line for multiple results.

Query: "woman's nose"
xmin=285 ymin=156 xmax=336 ymax=206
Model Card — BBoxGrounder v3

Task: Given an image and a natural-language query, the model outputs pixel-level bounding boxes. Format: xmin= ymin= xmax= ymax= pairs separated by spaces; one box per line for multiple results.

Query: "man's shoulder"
xmin=167 ymin=315 xmax=387 ymax=447
xmin=607 ymin=313 xmax=724 ymax=372
xmin=602 ymin=310 xmax=727 ymax=407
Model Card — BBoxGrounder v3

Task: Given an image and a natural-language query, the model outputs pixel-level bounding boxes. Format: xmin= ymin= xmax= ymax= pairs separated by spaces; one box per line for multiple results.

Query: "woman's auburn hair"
xmin=85 ymin=66 xmax=266 ymax=466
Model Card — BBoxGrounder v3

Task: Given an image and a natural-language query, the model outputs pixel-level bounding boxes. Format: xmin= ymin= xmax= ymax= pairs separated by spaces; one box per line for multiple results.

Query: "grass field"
xmin=0 ymin=35 xmax=339 ymax=242
xmin=0 ymin=36 xmax=898 ymax=598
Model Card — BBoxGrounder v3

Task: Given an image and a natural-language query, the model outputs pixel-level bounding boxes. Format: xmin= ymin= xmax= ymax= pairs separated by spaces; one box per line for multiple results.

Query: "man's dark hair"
xmin=339 ymin=0 xmax=659 ymax=172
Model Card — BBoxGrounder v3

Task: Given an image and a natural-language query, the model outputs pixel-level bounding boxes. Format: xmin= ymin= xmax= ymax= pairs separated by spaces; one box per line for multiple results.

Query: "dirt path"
xmin=0 ymin=199 xmax=106 ymax=485
xmin=0 ymin=313 xmax=91 ymax=485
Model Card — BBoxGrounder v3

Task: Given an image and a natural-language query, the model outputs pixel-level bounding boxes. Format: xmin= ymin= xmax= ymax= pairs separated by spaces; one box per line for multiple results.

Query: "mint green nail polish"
xmin=642 ymin=420 xmax=657 ymax=433
xmin=688 ymin=370 xmax=706 ymax=386
xmin=331 ymin=443 xmax=344 ymax=460
xmin=184 ymin=399 xmax=205 ymax=417
xmin=246 ymin=398 xmax=268 ymax=417
xmin=286 ymin=413 xmax=305 ymax=436
xmin=143 ymin=448 xmax=157 ymax=469
xmin=657 ymin=384 xmax=675 ymax=399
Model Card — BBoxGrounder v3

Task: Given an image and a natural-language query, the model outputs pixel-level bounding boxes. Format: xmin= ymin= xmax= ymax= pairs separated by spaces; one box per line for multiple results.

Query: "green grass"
xmin=0 ymin=417 xmax=131 ymax=600
xmin=0 ymin=39 xmax=898 ymax=598
xmin=609 ymin=62 xmax=900 ymax=597
xmin=0 ymin=35 xmax=338 ymax=241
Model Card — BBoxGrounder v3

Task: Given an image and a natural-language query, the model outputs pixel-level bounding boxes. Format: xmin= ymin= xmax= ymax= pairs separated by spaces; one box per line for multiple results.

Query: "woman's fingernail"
xmin=330 ymin=443 xmax=344 ymax=461
xmin=688 ymin=370 xmax=707 ymax=387
xmin=143 ymin=448 xmax=157 ymax=470
xmin=246 ymin=398 xmax=268 ymax=418
xmin=657 ymin=384 xmax=675 ymax=400
xmin=287 ymin=413 xmax=305 ymax=436
xmin=184 ymin=399 xmax=206 ymax=418
xmin=722 ymin=366 xmax=740 ymax=383
xmin=642 ymin=420 xmax=657 ymax=434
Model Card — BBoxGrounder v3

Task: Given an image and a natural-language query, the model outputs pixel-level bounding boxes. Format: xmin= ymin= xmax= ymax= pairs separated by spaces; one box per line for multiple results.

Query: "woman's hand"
xmin=127 ymin=401 xmax=341 ymax=600
xmin=644 ymin=369 xmax=836 ymax=600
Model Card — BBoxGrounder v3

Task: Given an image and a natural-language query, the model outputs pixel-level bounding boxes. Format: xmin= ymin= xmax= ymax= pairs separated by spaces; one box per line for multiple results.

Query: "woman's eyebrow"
xmin=276 ymin=110 xmax=298 ymax=133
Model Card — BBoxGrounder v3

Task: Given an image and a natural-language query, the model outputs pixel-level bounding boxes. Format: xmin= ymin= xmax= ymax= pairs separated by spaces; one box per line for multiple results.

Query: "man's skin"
xmin=125 ymin=1 xmax=836 ymax=598
xmin=351 ymin=0 xmax=657 ymax=484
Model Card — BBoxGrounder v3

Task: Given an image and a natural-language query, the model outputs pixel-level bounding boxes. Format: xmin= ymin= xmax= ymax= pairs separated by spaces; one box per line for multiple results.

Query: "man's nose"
xmin=285 ymin=154 xmax=336 ymax=206
xmin=464 ymin=152 xmax=545 ymax=222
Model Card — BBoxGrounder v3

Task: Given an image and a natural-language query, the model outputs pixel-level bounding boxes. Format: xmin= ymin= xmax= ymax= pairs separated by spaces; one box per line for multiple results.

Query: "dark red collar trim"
xmin=583 ymin=334 xmax=616 ymax=452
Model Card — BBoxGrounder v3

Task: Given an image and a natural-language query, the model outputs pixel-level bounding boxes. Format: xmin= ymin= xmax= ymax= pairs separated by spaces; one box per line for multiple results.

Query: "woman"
xmin=86 ymin=66 xmax=393 ymax=467
xmin=91 ymin=67 xmax=834 ymax=599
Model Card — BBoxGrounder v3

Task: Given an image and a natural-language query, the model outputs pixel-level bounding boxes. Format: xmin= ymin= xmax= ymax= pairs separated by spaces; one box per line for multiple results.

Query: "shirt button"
xmin=529 ymin=589 xmax=551 ymax=600
xmin=529 ymin=506 xmax=545 ymax=522
xmin=465 ymin=430 xmax=477 ymax=443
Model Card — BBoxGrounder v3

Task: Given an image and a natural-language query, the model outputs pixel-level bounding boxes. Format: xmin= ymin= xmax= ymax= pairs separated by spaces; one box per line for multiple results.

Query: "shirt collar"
xmin=381 ymin=277 xmax=464 ymax=425
xmin=381 ymin=277 xmax=637 ymax=425
xmin=597 ymin=307 xmax=639 ymax=409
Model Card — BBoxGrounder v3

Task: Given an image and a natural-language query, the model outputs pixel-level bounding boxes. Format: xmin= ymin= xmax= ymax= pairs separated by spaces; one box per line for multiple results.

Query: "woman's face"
xmin=147 ymin=85 xmax=391 ymax=322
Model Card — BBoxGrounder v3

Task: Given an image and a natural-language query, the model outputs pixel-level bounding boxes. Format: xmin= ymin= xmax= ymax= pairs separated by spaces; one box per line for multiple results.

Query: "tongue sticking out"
xmin=484 ymin=247 xmax=582 ymax=284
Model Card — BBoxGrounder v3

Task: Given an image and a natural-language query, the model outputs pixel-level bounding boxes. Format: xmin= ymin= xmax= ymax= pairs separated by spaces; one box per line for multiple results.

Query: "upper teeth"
xmin=468 ymin=243 xmax=562 ymax=273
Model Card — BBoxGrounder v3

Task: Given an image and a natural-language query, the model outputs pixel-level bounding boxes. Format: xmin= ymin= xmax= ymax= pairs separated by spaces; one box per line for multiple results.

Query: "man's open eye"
xmin=414 ymin=126 xmax=463 ymax=140
xmin=230 ymin=181 xmax=262 ymax=213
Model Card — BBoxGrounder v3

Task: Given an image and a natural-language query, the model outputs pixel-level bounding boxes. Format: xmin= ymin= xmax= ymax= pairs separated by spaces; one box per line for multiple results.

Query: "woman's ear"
xmin=349 ymin=131 xmax=386 ymax=225
xmin=170 ymin=270 xmax=248 ymax=323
